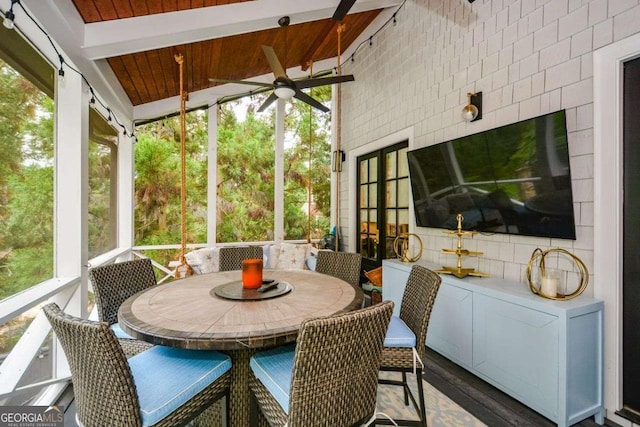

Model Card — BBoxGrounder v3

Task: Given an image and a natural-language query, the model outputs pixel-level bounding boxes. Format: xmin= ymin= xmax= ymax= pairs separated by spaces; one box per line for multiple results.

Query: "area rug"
xmin=188 ymin=372 xmax=486 ymax=427
xmin=376 ymin=372 xmax=486 ymax=426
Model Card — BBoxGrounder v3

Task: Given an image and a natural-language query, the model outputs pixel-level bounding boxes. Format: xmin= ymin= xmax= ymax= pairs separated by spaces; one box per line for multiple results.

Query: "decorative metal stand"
xmin=526 ymin=247 xmax=588 ymax=300
xmin=393 ymin=233 xmax=423 ymax=263
xmin=436 ymin=214 xmax=488 ymax=279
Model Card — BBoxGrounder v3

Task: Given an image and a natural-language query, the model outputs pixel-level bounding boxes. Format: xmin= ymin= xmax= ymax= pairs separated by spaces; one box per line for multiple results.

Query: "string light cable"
xmin=342 ymin=0 xmax=407 ymax=66
xmin=1 ymin=0 xmax=135 ymax=138
xmin=2 ymin=0 xmax=408 ymax=133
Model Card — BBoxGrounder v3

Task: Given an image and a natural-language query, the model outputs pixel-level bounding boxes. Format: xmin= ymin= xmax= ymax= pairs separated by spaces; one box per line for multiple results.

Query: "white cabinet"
xmin=381 ymin=259 xmax=604 ymax=427
xmin=425 ymin=283 xmax=473 ymax=369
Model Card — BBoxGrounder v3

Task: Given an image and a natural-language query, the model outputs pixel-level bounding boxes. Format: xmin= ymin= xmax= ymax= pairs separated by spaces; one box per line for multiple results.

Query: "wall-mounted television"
xmin=407 ymin=110 xmax=576 ymax=239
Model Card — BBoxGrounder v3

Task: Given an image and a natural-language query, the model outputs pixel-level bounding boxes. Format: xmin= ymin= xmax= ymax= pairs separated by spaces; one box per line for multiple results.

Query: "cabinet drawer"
xmin=473 ymin=293 xmax=559 ymax=417
xmin=427 ymin=284 xmax=473 ymax=368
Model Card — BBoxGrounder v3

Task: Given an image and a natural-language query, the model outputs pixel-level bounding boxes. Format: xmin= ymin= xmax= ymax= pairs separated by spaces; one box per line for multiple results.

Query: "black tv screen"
xmin=407 ymin=110 xmax=576 ymax=239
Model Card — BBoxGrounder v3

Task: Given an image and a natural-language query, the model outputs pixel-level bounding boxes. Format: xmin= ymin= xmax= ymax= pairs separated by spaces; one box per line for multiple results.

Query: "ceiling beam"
xmin=81 ymin=0 xmax=401 ymax=59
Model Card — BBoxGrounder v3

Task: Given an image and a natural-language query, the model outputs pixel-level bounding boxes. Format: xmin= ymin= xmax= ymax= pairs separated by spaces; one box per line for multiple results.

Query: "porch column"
xmin=274 ymin=99 xmax=285 ymax=242
xmin=207 ymin=103 xmax=218 ymax=245
xmin=54 ymin=72 xmax=89 ymax=318
xmin=118 ymin=125 xmax=135 ymax=251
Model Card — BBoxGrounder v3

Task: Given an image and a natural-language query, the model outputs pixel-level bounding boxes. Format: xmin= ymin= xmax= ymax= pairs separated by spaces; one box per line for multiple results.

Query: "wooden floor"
xmin=424 ymin=348 xmax=620 ymax=427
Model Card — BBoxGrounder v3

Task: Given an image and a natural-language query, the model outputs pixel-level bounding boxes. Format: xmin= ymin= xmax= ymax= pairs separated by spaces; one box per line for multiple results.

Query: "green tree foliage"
xmin=0 ymin=60 xmax=54 ymax=301
xmin=88 ymin=129 xmax=117 ymax=258
xmin=134 ymin=89 xmax=333 ymax=253
xmin=134 ymin=113 xmax=208 ymax=247
xmin=216 ymin=103 xmax=275 ymax=242
xmin=283 ymin=86 xmax=331 ymax=240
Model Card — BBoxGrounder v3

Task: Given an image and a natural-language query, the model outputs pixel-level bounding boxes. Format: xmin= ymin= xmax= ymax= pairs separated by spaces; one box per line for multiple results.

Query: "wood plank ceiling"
xmin=71 ymin=0 xmax=382 ymax=106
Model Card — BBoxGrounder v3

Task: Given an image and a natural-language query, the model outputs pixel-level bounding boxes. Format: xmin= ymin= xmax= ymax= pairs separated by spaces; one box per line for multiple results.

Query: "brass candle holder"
xmin=526 ymin=247 xmax=588 ymax=300
xmin=436 ymin=213 xmax=488 ymax=279
xmin=393 ymin=233 xmax=423 ymax=263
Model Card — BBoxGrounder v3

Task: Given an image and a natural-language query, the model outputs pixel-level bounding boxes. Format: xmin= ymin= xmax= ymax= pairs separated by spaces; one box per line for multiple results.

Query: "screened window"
xmin=284 ymin=91 xmax=331 ymax=241
xmin=0 ymin=27 xmax=55 ymax=302
xmin=134 ymin=111 xmax=208 ymax=263
xmin=88 ymin=108 xmax=118 ymax=258
xmin=216 ymin=101 xmax=275 ymax=242
xmin=0 ymin=23 xmax=55 ymax=404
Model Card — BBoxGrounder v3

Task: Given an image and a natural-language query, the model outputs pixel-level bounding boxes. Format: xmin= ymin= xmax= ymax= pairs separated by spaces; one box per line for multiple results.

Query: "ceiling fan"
xmin=209 ymin=14 xmax=355 ymax=113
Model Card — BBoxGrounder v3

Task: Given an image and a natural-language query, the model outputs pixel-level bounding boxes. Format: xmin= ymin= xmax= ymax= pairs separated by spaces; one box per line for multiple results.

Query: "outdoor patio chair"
xmin=248 ymin=300 xmax=394 ymax=427
xmin=218 ymin=246 xmax=264 ymax=272
xmin=88 ymin=258 xmax=157 ymax=357
xmin=315 ymin=250 xmax=362 ymax=287
xmin=377 ymin=264 xmax=441 ymax=426
xmin=43 ymin=303 xmax=232 ymax=427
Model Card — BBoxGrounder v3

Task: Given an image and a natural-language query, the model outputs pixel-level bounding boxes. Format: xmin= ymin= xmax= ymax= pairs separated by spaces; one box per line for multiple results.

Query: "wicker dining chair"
xmin=218 ymin=246 xmax=264 ymax=272
xmin=43 ymin=303 xmax=232 ymax=427
xmin=377 ymin=265 xmax=441 ymax=426
xmin=249 ymin=300 xmax=394 ymax=427
xmin=88 ymin=258 xmax=157 ymax=357
xmin=315 ymin=251 xmax=362 ymax=287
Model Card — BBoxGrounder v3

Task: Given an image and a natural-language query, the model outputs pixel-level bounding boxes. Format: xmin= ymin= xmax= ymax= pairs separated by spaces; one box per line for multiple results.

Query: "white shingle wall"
xmin=340 ymin=0 xmax=640 ymax=293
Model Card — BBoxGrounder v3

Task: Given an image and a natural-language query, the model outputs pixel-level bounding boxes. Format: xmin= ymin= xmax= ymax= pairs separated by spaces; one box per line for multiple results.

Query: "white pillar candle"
xmin=541 ymin=276 xmax=558 ymax=297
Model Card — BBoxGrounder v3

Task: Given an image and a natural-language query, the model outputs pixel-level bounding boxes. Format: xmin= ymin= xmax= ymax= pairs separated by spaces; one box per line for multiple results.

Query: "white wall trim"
xmin=347 ymin=126 xmax=414 ymax=251
xmin=594 ymin=31 xmax=640 ymax=424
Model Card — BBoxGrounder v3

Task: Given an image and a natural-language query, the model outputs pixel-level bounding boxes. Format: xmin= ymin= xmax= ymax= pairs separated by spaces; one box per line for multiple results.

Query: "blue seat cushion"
xmin=384 ymin=316 xmax=416 ymax=348
xmin=305 ymin=256 xmax=317 ymax=271
xmin=128 ymin=346 xmax=232 ymax=426
xmin=110 ymin=322 xmax=134 ymax=340
xmin=250 ymin=343 xmax=296 ymax=414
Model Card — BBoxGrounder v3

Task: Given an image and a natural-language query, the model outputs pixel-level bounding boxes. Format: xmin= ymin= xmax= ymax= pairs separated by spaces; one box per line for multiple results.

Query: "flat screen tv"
xmin=407 ymin=110 xmax=576 ymax=239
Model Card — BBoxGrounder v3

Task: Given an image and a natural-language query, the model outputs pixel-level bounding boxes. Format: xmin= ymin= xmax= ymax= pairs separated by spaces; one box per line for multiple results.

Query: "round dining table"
xmin=118 ymin=268 xmax=364 ymax=427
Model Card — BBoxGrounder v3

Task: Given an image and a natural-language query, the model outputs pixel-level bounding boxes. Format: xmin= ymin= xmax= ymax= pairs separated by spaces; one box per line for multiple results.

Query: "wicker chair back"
xmin=315 ymin=251 xmax=362 ymax=287
xmin=218 ymin=246 xmax=264 ymax=272
xmin=252 ymin=300 xmax=393 ymax=427
xmin=43 ymin=303 xmax=142 ymax=426
xmin=89 ymin=258 xmax=157 ymax=326
xmin=399 ymin=265 xmax=441 ymax=361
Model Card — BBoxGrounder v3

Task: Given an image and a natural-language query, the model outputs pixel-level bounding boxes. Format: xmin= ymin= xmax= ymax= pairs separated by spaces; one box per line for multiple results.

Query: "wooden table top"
xmin=118 ymin=269 xmax=364 ymax=350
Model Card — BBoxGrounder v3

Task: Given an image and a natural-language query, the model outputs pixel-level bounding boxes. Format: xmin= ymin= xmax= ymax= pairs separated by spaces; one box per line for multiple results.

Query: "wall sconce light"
xmin=462 ymin=92 xmax=482 ymax=122
xmin=332 ymin=150 xmax=345 ymax=172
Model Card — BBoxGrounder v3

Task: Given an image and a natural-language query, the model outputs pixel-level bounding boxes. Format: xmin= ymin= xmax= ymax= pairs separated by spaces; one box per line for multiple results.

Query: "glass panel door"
xmin=357 ymin=141 xmax=409 ymax=271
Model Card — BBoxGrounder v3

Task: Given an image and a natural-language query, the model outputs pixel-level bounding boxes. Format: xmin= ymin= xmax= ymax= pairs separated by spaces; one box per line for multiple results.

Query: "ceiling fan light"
xmin=274 ymin=86 xmax=295 ymax=100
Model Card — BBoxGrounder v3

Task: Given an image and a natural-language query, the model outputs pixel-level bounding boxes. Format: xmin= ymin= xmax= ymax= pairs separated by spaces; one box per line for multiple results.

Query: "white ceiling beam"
xmin=82 ymin=0 xmax=401 ymax=59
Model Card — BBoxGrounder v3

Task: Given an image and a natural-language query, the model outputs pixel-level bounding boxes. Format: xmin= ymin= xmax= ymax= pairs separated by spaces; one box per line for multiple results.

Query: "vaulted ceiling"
xmin=21 ymin=0 xmax=401 ymax=121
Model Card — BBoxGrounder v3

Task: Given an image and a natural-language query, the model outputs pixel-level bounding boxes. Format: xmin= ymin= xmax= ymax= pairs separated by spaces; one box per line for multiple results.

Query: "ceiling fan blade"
xmin=262 ymin=45 xmax=287 ymax=79
xmin=295 ymin=74 xmax=355 ymax=90
xmin=257 ymin=92 xmax=279 ymax=113
xmin=332 ymin=0 xmax=357 ymax=21
xmin=209 ymin=78 xmax=274 ymax=88
xmin=294 ymin=90 xmax=330 ymax=113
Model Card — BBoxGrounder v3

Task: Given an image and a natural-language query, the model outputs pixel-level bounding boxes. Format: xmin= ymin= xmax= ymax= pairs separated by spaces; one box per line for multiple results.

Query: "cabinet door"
xmin=473 ymin=294 xmax=559 ymax=418
xmin=426 ymin=283 xmax=473 ymax=368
